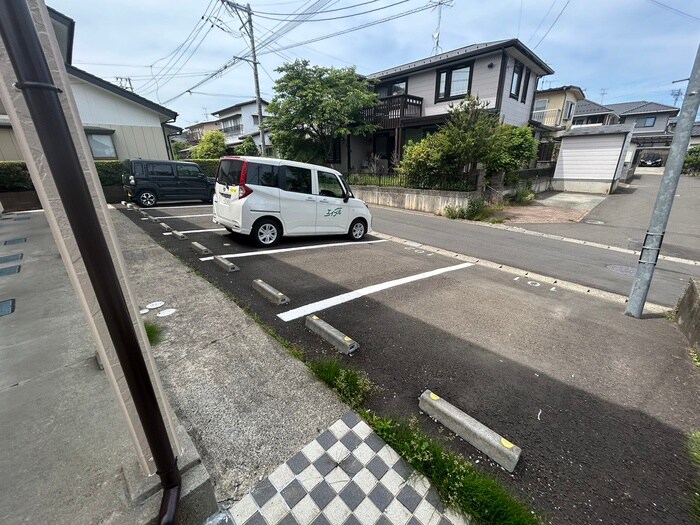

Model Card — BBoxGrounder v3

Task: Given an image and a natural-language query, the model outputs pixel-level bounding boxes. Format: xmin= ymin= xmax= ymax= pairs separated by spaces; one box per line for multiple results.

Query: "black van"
xmin=122 ymin=159 xmax=215 ymax=207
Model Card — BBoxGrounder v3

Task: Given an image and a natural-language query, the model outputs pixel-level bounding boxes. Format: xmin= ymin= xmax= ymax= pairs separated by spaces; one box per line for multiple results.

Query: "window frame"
xmin=434 ymin=61 xmax=474 ymax=103
xmin=563 ymin=101 xmax=576 ymax=120
xmin=377 ymin=78 xmax=408 ymax=98
xmin=86 ymin=131 xmax=117 ymax=160
xmin=534 ymin=98 xmax=548 ymax=112
xmin=641 ymin=116 xmax=656 ymax=128
xmin=317 ymin=170 xmax=345 ymax=199
xmin=510 ymin=60 xmax=524 ymax=100
xmin=520 ymin=68 xmax=531 ymax=103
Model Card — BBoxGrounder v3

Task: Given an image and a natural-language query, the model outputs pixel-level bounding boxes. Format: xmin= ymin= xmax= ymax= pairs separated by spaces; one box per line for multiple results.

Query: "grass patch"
xmin=666 ymin=308 xmax=678 ymax=322
xmin=689 ymin=432 xmax=700 ymax=521
xmin=690 ymin=348 xmax=700 ymax=369
xmin=363 ymin=412 xmax=538 ymax=525
xmin=308 ymin=358 xmax=376 ymax=409
xmin=505 ymin=187 xmax=535 ymax=206
xmin=444 ymin=197 xmax=492 ymax=222
xmin=144 ymin=321 xmax=162 ymax=346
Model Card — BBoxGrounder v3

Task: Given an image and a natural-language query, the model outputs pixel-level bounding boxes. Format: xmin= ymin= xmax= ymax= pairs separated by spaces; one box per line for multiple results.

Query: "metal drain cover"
xmin=0 ymin=254 xmax=22 ymax=264
xmin=606 ymin=264 xmax=636 ymax=277
xmin=0 ymin=299 xmax=16 ymax=317
xmin=3 ymin=238 xmax=26 ymax=245
xmin=0 ymin=265 xmax=21 ymax=277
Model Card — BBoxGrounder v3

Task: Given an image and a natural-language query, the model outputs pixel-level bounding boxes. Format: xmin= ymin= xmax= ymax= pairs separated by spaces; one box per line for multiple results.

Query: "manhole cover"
xmin=606 ymin=264 xmax=636 ymax=277
xmin=146 ymin=301 xmax=165 ymax=309
xmin=585 ymin=220 xmax=605 ymax=225
xmin=4 ymin=238 xmax=26 ymax=245
xmin=0 ymin=265 xmax=21 ymax=277
xmin=0 ymin=299 xmax=16 ymax=317
xmin=0 ymin=253 xmax=22 ymax=264
xmin=157 ymin=308 xmax=176 ymax=317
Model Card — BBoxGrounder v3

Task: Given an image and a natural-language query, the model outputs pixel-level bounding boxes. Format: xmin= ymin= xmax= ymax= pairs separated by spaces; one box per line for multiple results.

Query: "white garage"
xmin=552 ymin=124 xmax=635 ymax=194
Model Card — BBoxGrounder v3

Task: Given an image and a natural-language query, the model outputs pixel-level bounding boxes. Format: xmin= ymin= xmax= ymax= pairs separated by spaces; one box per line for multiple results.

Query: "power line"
xmin=253 ymin=0 xmax=381 ymax=16
xmin=251 ymin=0 xmax=410 ymax=22
xmin=647 ymin=0 xmax=700 ymax=22
xmin=532 ymin=0 xmax=571 ymax=50
xmin=528 ymin=0 xmax=557 ymax=44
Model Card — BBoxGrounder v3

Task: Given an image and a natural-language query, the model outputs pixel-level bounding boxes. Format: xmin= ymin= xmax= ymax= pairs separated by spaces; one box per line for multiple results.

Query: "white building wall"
xmin=554 ymin=134 xmax=626 ymax=181
xmin=499 ymin=54 xmax=538 ymax=126
xmin=70 ymin=79 xmax=163 ymax=127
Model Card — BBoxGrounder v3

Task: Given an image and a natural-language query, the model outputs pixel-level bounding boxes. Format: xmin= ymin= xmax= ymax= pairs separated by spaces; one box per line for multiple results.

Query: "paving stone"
xmin=251 ymin=478 xmax=278 ymax=507
xmin=364 ymin=432 xmax=385 ymax=452
xmin=368 ymin=483 xmax=393 ymax=512
xmin=313 ymin=454 xmax=337 ymax=477
xmin=340 ymin=430 xmax=362 ymax=451
xmin=243 ymin=512 xmax=267 ymax=525
xmin=339 ymin=454 xmax=363 ymax=477
xmin=367 ymin=455 xmax=389 ymax=479
xmin=309 ymin=481 xmax=336 ymax=510
xmin=397 ymin=485 xmax=423 ymax=513
xmin=288 ymin=451 xmax=311 ymax=475
xmin=281 ymin=479 xmax=307 ymax=508
xmin=341 ymin=411 xmax=362 ymax=428
xmin=316 ymin=430 xmax=337 ymax=450
xmin=339 ymin=480 xmax=365 ymax=511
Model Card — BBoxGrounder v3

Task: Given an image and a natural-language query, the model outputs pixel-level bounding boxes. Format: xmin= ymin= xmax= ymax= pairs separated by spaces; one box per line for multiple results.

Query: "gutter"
xmin=0 ymin=3 xmax=181 ymax=524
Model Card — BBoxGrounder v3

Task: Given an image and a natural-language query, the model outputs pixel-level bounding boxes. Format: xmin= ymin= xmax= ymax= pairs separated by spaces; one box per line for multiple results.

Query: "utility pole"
xmin=246 ymin=3 xmax=267 ymax=156
xmin=626 ymin=44 xmax=700 ymax=318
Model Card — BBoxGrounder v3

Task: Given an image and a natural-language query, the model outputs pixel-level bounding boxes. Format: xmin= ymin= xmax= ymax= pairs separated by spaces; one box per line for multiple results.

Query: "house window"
xmin=534 ymin=99 xmax=547 ymax=111
xmin=222 ymin=117 xmax=242 ymax=134
xmin=510 ymin=61 xmax=523 ymax=99
xmin=638 ymin=116 xmax=656 ymax=127
xmin=573 ymin=117 xmax=584 ymax=125
xmin=87 ymin=133 xmax=117 ymax=159
xmin=328 ymin=137 xmax=341 ymax=164
xmin=435 ymin=63 xmax=472 ymax=102
xmin=252 ymin=114 xmax=266 ymax=125
xmin=378 ymin=79 xmax=407 ymax=98
xmin=563 ymin=101 xmax=575 ymax=120
xmin=520 ymin=68 xmax=530 ymax=103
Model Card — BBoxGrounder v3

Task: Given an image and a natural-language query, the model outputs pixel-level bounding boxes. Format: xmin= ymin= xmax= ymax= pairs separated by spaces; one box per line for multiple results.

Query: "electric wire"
xmin=532 ymin=0 xmax=571 ymax=50
xmin=252 ymin=0 xmax=381 ymax=16
xmin=251 ymin=0 xmax=410 ymax=22
xmin=527 ymin=0 xmax=558 ymax=44
xmin=647 ymin=0 xmax=700 ymax=22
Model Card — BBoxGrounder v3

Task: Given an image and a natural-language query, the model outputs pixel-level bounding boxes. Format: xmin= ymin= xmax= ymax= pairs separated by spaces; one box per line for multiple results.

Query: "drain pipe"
xmin=0 ymin=2 xmax=181 ymax=523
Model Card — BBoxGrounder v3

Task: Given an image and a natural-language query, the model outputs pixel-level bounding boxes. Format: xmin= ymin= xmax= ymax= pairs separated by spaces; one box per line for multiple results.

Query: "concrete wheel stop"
xmin=214 ymin=256 xmax=239 ymax=273
xmin=121 ymin=424 xmax=217 ymax=524
xmin=191 ymin=241 xmax=211 ymax=255
xmin=172 ymin=230 xmax=188 ymax=240
xmin=159 ymin=222 xmax=172 ymax=232
xmin=419 ymin=389 xmax=521 ymax=472
xmin=252 ymin=279 xmax=290 ymax=305
xmin=305 ymin=314 xmax=359 ymax=354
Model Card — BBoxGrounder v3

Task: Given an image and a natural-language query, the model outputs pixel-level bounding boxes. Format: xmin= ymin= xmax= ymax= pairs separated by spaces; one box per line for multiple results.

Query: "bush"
xmin=399 ymin=133 xmax=464 ymax=188
xmin=683 ymin=145 xmax=700 ymax=174
xmin=234 ymin=136 xmax=260 ymax=156
xmin=485 ymin=125 xmax=538 ymax=175
xmin=506 ymin=186 xmax=535 ymax=205
xmin=0 ymin=160 xmax=124 ymax=191
xmin=443 ymin=198 xmax=490 ymax=221
xmin=190 ymin=159 xmax=220 ymax=178
xmin=95 ymin=160 xmax=124 ymax=186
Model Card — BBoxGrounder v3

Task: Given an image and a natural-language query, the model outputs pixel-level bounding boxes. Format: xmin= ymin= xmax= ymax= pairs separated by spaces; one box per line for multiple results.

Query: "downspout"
xmin=0 ymin=3 xmax=181 ymax=524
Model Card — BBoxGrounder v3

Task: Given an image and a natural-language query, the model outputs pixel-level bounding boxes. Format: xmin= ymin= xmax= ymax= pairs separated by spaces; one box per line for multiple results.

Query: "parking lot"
xmin=120 ymin=202 xmax=700 ymax=524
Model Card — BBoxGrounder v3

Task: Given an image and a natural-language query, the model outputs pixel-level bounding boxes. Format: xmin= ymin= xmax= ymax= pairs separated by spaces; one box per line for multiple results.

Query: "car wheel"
xmin=224 ymin=227 xmax=234 ymax=233
xmin=252 ymin=218 xmax=281 ymax=247
xmin=137 ymin=190 xmax=157 ymax=208
xmin=348 ymin=219 xmax=366 ymax=241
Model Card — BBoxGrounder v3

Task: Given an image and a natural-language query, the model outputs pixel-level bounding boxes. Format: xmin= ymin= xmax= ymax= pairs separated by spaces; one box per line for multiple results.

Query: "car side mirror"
xmin=343 ymin=194 xmax=350 ymax=203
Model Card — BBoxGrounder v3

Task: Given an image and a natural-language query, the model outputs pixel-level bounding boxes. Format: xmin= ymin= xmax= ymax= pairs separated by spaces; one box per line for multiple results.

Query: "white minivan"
xmin=212 ymin=156 xmax=372 ymax=247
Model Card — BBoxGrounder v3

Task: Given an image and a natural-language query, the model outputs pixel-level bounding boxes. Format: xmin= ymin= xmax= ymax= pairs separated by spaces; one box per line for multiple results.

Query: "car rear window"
xmin=217 ymin=159 xmax=244 ymax=186
xmin=246 ymin=162 xmax=278 ymax=187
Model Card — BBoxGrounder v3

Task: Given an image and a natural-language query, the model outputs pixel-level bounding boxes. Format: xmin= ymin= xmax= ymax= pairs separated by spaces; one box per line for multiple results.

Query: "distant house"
xmin=184 ymin=120 xmax=221 ymax=145
xmin=211 ymin=99 xmax=272 ymax=155
xmin=340 ymin=38 xmax=554 ymax=173
xmin=668 ymin=118 xmax=700 ymax=149
xmin=531 ymin=85 xmax=586 ymax=129
xmin=0 ymin=7 xmax=178 ymax=162
xmin=572 ymin=100 xmax=618 ymax=126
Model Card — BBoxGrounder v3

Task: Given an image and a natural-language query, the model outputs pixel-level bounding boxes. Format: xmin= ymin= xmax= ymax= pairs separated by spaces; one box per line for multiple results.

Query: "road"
xmin=370 ymin=205 xmax=700 ymax=307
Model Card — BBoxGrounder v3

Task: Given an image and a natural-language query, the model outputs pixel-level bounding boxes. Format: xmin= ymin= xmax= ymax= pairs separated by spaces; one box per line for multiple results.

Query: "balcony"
xmin=361 ymin=94 xmax=423 ymax=129
xmin=531 ymin=108 xmax=562 ymax=127
xmin=222 ymin=124 xmax=243 ymax=135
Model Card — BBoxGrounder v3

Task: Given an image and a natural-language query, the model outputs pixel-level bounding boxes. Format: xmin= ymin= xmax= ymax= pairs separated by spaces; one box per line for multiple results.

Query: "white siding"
xmin=554 ymin=134 xmax=626 ymax=181
xmin=499 ymin=55 xmax=538 ymax=126
xmin=0 ymin=128 xmax=21 ymax=161
xmin=407 ymin=53 xmax=501 ymax=116
xmin=70 ymin=79 xmax=163 ymax=127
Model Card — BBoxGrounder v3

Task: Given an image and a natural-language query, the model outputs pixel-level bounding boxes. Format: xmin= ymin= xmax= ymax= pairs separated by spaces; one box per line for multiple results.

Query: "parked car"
xmin=212 ymin=156 xmax=372 ymax=247
xmin=122 ymin=159 xmax=215 ymax=207
xmin=639 ymin=154 xmax=663 ymax=167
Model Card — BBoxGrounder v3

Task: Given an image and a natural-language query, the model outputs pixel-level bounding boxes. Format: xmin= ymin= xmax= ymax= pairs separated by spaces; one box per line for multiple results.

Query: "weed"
xmin=443 ymin=199 xmax=492 ymax=222
xmin=144 ymin=321 xmax=162 ymax=346
xmin=363 ymin=412 xmax=539 ymax=525
xmin=507 ymin=187 xmax=535 ymax=206
xmin=666 ymin=308 xmax=678 ymax=322
xmin=688 ymin=432 xmax=700 ymax=521
xmin=308 ymin=359 xmax=375 ymax=409
xmin=690 ymin=348 xmax=700 ymax=369
xmin=489 ymin=217 xmax=505 ymax=224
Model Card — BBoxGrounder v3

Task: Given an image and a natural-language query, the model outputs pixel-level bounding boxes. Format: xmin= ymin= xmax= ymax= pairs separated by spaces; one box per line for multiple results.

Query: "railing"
xmin=221 ymin=124 xmax=243 ymax=134
xmin=361 ymin=94 xmax=423 ymax=128
xmin=531 ymin=108 xmax=561 ymax=127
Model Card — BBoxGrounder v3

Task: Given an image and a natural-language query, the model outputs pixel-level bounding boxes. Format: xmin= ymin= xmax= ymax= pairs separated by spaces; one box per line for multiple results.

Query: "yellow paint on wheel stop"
xmin=429 ymin=392 xmax=440 ymax=401
xmin=501 ymin=438 xmax=514 ymax=449
xmin=344 ymin=336 xmax=352 ymax=342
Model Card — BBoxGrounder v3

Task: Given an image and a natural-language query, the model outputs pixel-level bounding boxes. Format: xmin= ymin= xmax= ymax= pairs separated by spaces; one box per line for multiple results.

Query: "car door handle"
xmin=306 ymin=197 xmax=315 ymax=201
xmin=319 ymin=198 xmax=329 ymax=203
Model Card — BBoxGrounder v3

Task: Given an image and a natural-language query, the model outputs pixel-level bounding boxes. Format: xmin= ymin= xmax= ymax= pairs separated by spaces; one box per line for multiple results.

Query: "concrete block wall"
xmin=351 ymin=186 xmax=480 ymax=215
xmin=677 ymin=278 xmax=700 ymax=350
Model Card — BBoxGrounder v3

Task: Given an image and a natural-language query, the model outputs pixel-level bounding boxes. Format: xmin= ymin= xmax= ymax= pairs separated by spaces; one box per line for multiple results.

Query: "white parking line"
xmin=153 ymin=213 xmax=213 ymax=220
xmin=148 ymin=204 xmax=211 ymax=210
xmin=163 ymin=228 xmax=227 ymax=236
xmin=277 ymin=262 xmax=473 ymax=322
xmin=199 ymin=239 xmax=387 ymax=261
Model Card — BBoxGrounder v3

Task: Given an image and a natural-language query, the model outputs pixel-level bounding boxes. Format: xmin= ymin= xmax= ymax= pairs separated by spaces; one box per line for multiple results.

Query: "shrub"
xmin=190 ymin=159 xmax=220 ymax=178
xmin=0 ymin=160 xmax=124 ymax=191
xmin=465 ymin=197 xmax=489 ymax=220
xmin=485 ymin=125 xmax=538 ymax=175
xmin=190 ymin=130 xmax=227 ymax=159
xmin=683 ymin=145 xmax=700 ymax=175
xmin=234 ymin=136 xmax=260 ymax=156
xmin=95 ymin=160 xmax=124 ymax=186
xmin=507 ymin=186 xmax=535 ymax=206
xmin=308 ymin=358 xmax=375 ymax=409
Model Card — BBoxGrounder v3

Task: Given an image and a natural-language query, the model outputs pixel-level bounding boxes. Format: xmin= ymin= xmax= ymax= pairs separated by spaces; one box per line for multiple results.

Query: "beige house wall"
xmin=0 ymin=128 xmax=21 ymax=160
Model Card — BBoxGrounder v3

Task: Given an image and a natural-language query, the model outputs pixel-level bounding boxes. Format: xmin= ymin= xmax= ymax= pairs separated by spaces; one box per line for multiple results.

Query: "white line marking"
xmin=277 ymin=262 xmax=473 ymax=322
xmin=163 ymin=227 xmax=227 ymax=236
xmin=149 ymin=204 xmax=211 ymax=210
xmin=153 ymin=213 xmax=212 ymax=220
xmin=7 ymin=209 xmax=44 ymax=214
xmin=199 ymin=239 xmax=387 ymax=261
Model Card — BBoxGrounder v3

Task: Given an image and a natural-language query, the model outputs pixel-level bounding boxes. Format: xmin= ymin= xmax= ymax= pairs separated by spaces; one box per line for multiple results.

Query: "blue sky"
xmin=49 ymin=0 xmax=700 ymax=127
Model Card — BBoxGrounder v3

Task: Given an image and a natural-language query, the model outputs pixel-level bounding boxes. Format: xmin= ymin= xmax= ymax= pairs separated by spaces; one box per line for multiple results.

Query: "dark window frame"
xmin=86 ymin=131 xmax=118 ymax=160
xmin=510 ymin=60 xmax=524 ymax=100
xmin=640 ymin=116 xmax=656 ymax=127
xmin=328 ymin=137 xmax=342 ymax=164
xmin=434 ymin=61 xmax=474 ymax=103
xmin=520 ymin=68 xmax=530 ymax=103
xmin=377 ymin=78 xmax=408 ymax=99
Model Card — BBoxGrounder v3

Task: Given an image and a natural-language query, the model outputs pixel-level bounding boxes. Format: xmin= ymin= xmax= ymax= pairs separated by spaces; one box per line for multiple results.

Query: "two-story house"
xmin=339 ymin=38 xmax=553 ymax=173
xmin=211 ymin=99 xmax=272 ymax=155
xmin=184 ymin=120 xmax=221 ymax=146
xmin=572 ymin=100 xmax=619 ymax=126
xmin=531 ymin=85 xmax=586 ymax=130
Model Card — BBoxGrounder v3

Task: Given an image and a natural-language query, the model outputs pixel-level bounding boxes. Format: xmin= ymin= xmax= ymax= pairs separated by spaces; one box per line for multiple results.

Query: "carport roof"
xmin=565 ymin=124 xmax=635 ymax=137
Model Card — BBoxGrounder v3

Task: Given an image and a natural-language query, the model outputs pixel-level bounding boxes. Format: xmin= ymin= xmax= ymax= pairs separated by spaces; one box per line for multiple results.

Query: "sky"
xmin=48 ymin=0 xmax=700 ymax=128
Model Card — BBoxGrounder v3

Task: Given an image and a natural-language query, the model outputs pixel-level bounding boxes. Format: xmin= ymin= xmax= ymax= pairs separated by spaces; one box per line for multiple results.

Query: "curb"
xmin=172 ymin=230 xmax=188 ymax=240
xmin=419 ymin=390 xmax=521 ymax=472
xmin=214 ymin=256 xmax=239 ymax=273
xmin=191 ymin=242 xmax=211 ymax=255
xmin=253 ymin=279 xmax=290 ymax=305
xmin=305 ymin=315 xmax=359 ymax=354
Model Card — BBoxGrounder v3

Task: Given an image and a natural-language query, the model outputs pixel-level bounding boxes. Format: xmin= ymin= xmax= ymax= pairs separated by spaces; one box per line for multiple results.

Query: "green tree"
xmin=171 ymin=141 xmax=187 ymax=160
xmin=683 ymin=145 xmax=700 ymax=174
xmin=234 ymin=136 xmax=260 ymax=156
xmin=484 ymin=125 xmax=538 ymax=175
xmin=266 ymin=60 xmax=380 ymax=164
xmin=191 ymin=130 xmax=226 ymax=159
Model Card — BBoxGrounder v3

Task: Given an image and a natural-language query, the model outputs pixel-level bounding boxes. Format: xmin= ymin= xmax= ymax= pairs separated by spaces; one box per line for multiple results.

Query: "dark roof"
xmin=565 ymin=123 xmax=635 ymax=137
xmin=694 ymin=122 xmax=700 ymax=137
xmin=606 ymin=101 xmax=679 ymax=116
xmin=535 ymin=85 xmax=585 ymax=99
xmin=212 ymin=99 xmax=270 ymax=116
xmin=369 ymin=38 xmax=554 ymax=81
xmin=66 ymin=65 xmax=177 ymax=120
xmin=573 ymin=99 xmax=615 ymax=116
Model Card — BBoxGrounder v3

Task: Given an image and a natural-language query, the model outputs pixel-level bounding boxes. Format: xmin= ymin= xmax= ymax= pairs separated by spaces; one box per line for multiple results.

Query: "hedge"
xmin=0 ymin=160 xmax=124 ymax=192
xmin=190 ymin=158 xmax=220 ymax=178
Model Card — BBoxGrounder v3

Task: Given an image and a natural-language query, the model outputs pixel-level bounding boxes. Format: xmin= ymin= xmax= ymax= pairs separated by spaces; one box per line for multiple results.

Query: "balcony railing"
xmin=222 ymin=124 xmax=243 ymax=134
xmin=361 ymin=94 xmax=423 ymax=128
xmin=531 ymin=108 xmax=562 ymax=127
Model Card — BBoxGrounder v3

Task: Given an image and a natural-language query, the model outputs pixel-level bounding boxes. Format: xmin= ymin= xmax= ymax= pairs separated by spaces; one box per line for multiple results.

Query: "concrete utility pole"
xmin=626 ymin=44 xmax=700 ymax=318
xmin=223 ymin=1 xmax=266 ymax=156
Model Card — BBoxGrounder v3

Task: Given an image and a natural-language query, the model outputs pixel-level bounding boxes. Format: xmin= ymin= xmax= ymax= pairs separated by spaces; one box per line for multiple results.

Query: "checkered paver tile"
xmin=226 ymin=412 xmax=471 ymax=525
